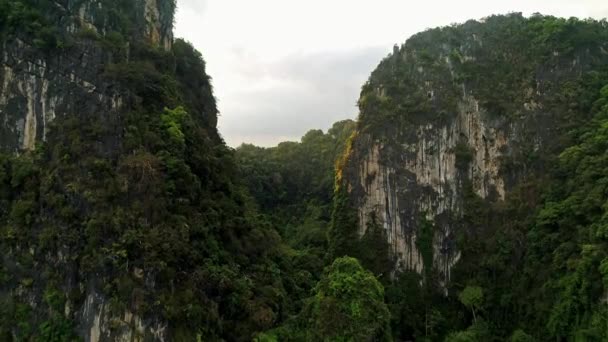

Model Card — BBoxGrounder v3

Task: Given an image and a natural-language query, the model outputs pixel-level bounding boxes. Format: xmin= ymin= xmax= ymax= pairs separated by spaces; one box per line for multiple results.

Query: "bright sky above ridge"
xmin=175 ymin=0 xmax=608 ymax=147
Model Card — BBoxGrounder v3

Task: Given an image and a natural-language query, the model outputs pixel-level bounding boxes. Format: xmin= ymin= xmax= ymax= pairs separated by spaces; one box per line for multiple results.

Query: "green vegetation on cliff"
xmin=359 ymin=13 xmax=608 ymax=142
xmin=3 ymin=5 xmax=608 ymax=342
xmin=0 ymin=0 xmax=63 ymax=49
xmin=330 ymin=13 xmax=608 ymax=342
xmin=257 ymin=257 xmax=391 ymax=342
xmin=0 ymin=37 xmax=295 ymax=340
xmin=236 ymin=120 xmax=355 ymax=256
xmin=1 ymin=2 xmax=291 ymax=341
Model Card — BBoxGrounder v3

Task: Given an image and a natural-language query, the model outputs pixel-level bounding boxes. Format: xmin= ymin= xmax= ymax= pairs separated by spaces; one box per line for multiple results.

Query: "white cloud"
xmin=217 ymin=47 xmax=386 ymax=146
xmin=175 ymin=0 xmax=608 ymax=147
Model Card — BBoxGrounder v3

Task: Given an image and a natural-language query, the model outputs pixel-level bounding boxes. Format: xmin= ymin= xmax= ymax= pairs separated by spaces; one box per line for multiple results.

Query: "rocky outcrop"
xmin=78 ymin=285 xmax=168 ymax=342
xmin=70 ymin=0 xmax=174 ymax=48
xmin=349 ymin=94 xmax=511 ymax=285
xmin=0 ymin=1 xmax=178 ymax=341
xmin=0 ymin=0 xmax=174 ymax=152
xmin=340 ymin=14 xmax=608 ymax=285
xmin=0 ymin=37 xmax=124 ymax=151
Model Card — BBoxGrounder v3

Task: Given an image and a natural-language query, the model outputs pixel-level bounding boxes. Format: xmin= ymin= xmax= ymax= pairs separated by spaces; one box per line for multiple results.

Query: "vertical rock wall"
xmin=341 ymin=15 xmax=608 ymax=286
xmin=0 ymin=1 xmax=176 ymax=340
xmin=0 ymin=0 xmax=174 ymax=152
xmin=350 ymin=94 xmax=511 ymax=285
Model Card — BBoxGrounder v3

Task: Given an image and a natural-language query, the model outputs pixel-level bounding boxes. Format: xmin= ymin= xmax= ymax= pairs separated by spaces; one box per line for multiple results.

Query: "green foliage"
xmin=236 ymin=120 xmax=356 ymax=272
xmin=458 ymin=286 xmax=483 ymax=309
xmin=259 ymin=258 xmax=392 ymax=341
xmin=454 ymin=142 xmax=474 ymax=171
xmin=173 ymin=39 xmax=219 ymax=129
xmin=76 ymin=27 xmax=128 ymax=54
xmin=510 ymin=329 xmax=535 ymax=342
xmin=44 ymin=287 xmax=66 ymax=312
xmin=359 ymin=212 xmax=393 ymax=280
xmin=523 ymin=85 xmax=608 ymax=340
xmin=0 ymin=0 xmax=63 ymax=50
xmin=160 ymin=106 xmax=188 ymax=149
xmin=3 ymin=6 xmax=608 ymax=342
xmin=39 ymin=317 xmax=78 ymax=342
xmin=443 ymin=83 xmax=608 ymax=341
xmin=236 ymin=120 xmax=355 ymax=223
xmin=306 ymin=257 xmax=391 ymax=341
xmin=16 ymin=303 xmax=32 ymax=338
xmin=104 ymin=60 xmax=180 ymax=108
xmin=358 ymin=14 xmax=608 ymax=137
xmin=236 ymin=120 xmax=361 ymax=334
xmin=345 ymin=13 xmax=608 ymax=342
xmin=444 ymin=321 xmax=491 ymax=342
xmin=328 ymin=185 xmax=360 ymax=261
xmin=0 ymin=27 xmax=291 ymax=342
xmin=416 ymin=217 xmax=435 ymax=273
xmin=458 ymin=286 xmax=483 ymax=322
xmin=385 ymin=271 xmax=453 ymax=341
xmin=253 ymin=332 xmax=279 ymax=342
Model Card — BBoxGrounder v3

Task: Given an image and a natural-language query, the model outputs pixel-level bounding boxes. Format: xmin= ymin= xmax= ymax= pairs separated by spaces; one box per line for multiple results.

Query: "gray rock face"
xmin=77 ymin=280 xmax=169 ymax=341
xmin=0 ymin=1 xmax=175 ymax=340
xmin=0 ymin=37 xmax=124 ymax=151
xmin=347 ymin=95 xmax=509 ymax=286
xmin=0 ymin=0 xmax=173 ymax=152
xmin=340 ymin=15 xmax=608 ymax=286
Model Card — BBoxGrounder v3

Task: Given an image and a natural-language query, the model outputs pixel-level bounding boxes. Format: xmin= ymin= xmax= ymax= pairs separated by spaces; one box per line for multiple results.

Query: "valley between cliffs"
xmin=2 ymin=3 xmax=608 ymax=341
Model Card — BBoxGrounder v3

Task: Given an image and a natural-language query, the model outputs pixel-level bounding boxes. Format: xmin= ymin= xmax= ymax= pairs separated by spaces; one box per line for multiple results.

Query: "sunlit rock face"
xmin=347 ymin=96 xmax=510 ymax=286
xmin=0 ymin=0 xmax=174 ymax=152
xmin=340 ymin=14 xmax=608 ymax=286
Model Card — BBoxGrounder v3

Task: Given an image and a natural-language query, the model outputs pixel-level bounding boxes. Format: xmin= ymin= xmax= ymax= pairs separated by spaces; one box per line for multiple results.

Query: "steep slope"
xmin=0 ymin=1 xmax=289 ymax=341
xmin=331 ymin=13 xmax=608 ymax=340
xmin=522 ymin=85 xmax=608 ymax=339
xmin=0 ymin=0 xmax=175 ymax=152
xmin=334 ymin=13 xmax=608 ymax=283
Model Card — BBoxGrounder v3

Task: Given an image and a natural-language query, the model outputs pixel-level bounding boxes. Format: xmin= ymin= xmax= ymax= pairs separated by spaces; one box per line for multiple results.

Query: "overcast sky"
xmin=174 ymin=0 xmax=608 ymax=147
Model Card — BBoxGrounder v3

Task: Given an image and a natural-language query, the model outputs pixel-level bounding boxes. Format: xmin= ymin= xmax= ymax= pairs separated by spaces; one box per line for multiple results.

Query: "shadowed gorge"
xmin=1 ymin=2 xmax=608 ymax=341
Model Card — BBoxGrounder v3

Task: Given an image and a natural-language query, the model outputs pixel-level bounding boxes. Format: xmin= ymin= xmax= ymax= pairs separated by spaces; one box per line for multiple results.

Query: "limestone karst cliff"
xmin=4 ymin=5 xmax=608 ymax=341
xmin=0 ymin=0 xmax=174 ymax=152
xmin=335 ymin=14 xmax=608 ymax=286
xmin=0 ymin=1 xmax=285 ymax=341
xmin=0 ymin=1 xmax=180 ymax=340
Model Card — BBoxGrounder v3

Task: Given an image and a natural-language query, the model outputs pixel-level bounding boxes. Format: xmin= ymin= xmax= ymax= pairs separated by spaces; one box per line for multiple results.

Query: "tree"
xmin=444 ymin=321 xmax=491 ymax=342
xmin=328 ymin=186 xmax=360 ymax=260
xmin=359 ymin=211 xmax=393 ymax=280
xmin=458 ymin=286 xmax=483 ymax=323
xmin=307 ymin=257 xmax=391 ymax=341
xmin=510 ymin=329 xmax=534 ymax=342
